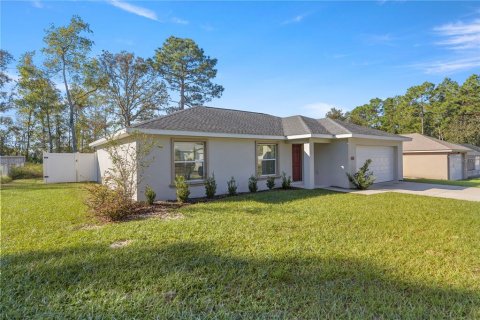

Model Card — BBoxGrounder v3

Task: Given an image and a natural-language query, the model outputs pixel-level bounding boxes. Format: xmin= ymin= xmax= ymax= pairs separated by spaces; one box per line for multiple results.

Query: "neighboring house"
xmin=90 ymin=106 xmax=409 ymax=201
xmin=462 ymin=143 xmax=480 ymax=178
xmin=402 ymin=133 xmax=471 ymax=180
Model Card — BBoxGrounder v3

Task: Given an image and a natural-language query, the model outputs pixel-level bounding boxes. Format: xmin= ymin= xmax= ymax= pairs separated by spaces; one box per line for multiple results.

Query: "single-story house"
xmin=402 ymin=133 xmax=472 ymax=180
xmin=462 ymin=143 xmax=480 ymax=177
xmin=90 ymin=106 xmax=409 ymax=201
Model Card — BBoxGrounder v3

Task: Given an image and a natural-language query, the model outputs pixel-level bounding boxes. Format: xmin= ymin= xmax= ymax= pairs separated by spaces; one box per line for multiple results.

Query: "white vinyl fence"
xmin=0 ymin=156 xmax=25 ymax=176
xmin=43 ymin=152 xmax=98 ymax=183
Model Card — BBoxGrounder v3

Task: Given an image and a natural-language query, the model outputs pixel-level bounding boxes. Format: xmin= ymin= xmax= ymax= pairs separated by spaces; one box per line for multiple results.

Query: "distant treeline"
xmin=326 ymin=75 xmax=480 ymax=146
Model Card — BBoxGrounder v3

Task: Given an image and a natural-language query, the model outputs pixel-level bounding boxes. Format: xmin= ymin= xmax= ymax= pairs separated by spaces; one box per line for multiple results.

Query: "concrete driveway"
xmin=326 ymin=181 xmax=480 ymax=202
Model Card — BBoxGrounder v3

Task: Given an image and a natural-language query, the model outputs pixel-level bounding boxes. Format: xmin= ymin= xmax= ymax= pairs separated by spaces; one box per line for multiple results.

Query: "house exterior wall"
xmin=347 ymin=138 xmax=404 ymax=182
xmin=96 ymin=139 xmax=138 ymax=200
xmin=403 ymin=153 xmax=449 ymax=180
xmin=314 ymin=140 xmax=350 ymax=188
xmin=137 ymin=135 xmax=292 ymax=201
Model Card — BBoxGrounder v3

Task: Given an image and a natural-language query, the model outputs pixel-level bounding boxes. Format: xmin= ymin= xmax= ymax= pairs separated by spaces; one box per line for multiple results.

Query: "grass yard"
xmin=405 ymin=177 xmax=480 ymax=188
xmin=1 ymin=180 xmax=480 ymax=319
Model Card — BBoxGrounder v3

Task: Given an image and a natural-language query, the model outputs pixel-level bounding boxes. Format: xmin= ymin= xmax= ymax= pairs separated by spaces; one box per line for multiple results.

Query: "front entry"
xmin=292 ymin=144 xmax=303 ymax=181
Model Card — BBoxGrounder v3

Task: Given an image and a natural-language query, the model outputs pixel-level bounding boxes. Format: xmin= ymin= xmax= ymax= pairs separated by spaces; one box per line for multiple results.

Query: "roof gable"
xmin=402 ymin=133 xmax=471 ymax=152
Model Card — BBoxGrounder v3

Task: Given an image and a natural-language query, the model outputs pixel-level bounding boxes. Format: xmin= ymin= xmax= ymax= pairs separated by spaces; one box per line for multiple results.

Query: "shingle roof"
xmin=402 ymin=133 xmax=471 ymax=152
xmin=133 ymin=106 xmax=403 ymax=139
xmin=462 ymin=143 xmax=480 ymax=154
xmin=133 ymin=106 xmax=285 ymax=136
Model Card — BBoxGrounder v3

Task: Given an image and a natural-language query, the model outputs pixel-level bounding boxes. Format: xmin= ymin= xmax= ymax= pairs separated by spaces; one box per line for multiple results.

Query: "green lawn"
xmin=1 ymin=180 xmax=480 ymax=318
xmin=405 ymin=177 xmax=480 ymax=188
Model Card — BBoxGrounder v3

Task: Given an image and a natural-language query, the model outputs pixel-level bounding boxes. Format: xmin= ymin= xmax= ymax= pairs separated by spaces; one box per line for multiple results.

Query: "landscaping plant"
xmin=266 ymin=176 xmax=275 ymax=190
xmin=84 ymin=184 xmax=134 ymax=221
xmin=248 ymin=175 xmax=258 ymax=192
xmin=9 ymin=163 xmax=43 ymax=180
xmin=347 ymin=159 xmax=376 ymax=190
xmin=227 ymin=176 xmax=237 ymax=196
xmin=205 ymin=173 xmax=217 ymax=198
xmin=281 ymin=171 xmax=292 ymax=189
xmin=175 ymin=175 xmax=190 ymax=202
xmin=145 ymin=185 xmax=156 ymax=205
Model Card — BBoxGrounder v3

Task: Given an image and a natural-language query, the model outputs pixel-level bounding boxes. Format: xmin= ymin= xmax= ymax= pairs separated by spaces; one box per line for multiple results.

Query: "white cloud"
xmin=434 ymin=19 xmax=480 ymax=50
xmin=171 ymin=17 xmax=189 ymax=25
xmin=415 ymin=56 xmax=480 ymax=74
xmin=107 ymin=0 xmax=158 ymax=21
xmin=31 ymin=0 xmax=44 ymax=8
xmin=282 ymin=14 xmax=308 ymax=25
xmin=302 ymin=102 xmax=339 ymax=118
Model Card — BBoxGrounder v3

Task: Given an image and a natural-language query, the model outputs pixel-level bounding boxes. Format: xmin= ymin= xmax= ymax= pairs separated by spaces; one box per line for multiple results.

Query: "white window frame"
xmin=256 ymin=143 xmax=278 ymax=177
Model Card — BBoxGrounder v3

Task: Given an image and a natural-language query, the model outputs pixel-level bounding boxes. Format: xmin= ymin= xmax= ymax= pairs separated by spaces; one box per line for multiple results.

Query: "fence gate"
xmin=43 ymin=152 xmax=97 ymax=184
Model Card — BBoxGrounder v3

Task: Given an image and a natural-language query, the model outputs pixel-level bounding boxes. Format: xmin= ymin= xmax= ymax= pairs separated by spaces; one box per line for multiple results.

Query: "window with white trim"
xmin=256 ymin=143 xmax=277 ymax=176
xmin=174 ymin=141 xmax=205 ymax=181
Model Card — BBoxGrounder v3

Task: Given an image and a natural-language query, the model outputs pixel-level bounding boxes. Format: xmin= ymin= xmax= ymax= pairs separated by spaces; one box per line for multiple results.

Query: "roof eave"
xmin=335 ymin=133 xmax=412 ymax=141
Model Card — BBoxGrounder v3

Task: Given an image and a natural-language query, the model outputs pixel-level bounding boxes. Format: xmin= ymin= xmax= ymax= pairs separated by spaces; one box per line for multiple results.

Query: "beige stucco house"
xmin=402 ymin=133 xmax=475 ymax=180
xmin=91 ymin=107 xmax=409 ymax=201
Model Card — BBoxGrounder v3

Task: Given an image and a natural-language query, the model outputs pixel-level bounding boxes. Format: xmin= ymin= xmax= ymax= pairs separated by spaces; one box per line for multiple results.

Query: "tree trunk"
xmin=25 ymin=110 xmax=33 ymax=161
xmin=45 ymin=109 xmax=53 ymax=152
xmin=61 ymin=56 xmax=77 ymax=152
xmin=179 ymin=78 xmax=185 ymax=110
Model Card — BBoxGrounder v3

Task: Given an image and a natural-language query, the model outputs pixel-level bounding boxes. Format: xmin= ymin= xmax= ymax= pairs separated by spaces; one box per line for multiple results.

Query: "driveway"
xmin=326 ymin=181 xmax=480 ymax=202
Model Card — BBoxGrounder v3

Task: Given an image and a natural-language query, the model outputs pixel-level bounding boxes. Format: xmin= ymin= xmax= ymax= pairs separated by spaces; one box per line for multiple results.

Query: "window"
xmin=174 ymin=141 xmax=205 ymax=181
xmin=256 ymin=143 xmax=277 ymax=176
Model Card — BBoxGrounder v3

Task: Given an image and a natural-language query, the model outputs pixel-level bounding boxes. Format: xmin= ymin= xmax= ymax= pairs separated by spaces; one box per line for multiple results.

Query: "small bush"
xmin=266 ymin=176 xmax=275 ymax=190
xmin=84 ymin=184 xmax=134 ymax=221
xmin=248 ymin=175 xmax=258 ymax=193
xmin=9 ymin=163 xmax=43 ymax=180
xmin=145 ymin=185 xmax=156 ymax=205
xmin=227 ymin=176 xmax=237 ymax=196
xmin=205 ymin=173 xmax=217 ymax=198
xmin=175 ymin=175 xmax=190 ymax=203
xmin=347 ymin=159 xmax=376 ymax=190
xmin=1 ymin=176 xmax=12 ymax=184
xmin=281 ymin=172 xmax=292 ymax=189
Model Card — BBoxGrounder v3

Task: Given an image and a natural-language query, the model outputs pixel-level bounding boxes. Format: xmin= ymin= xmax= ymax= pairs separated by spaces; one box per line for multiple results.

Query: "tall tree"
xmin=404 ymin=82 xmax=435 ymax=135
xmin=0 ymin=49 xmax=15 ymax=154
xmin=325 ymin=107 xmax=346 ymax=121
xmin=153 ymin=36 xmax=224 ymax=111
xmin=42 ymin=15 xmax=94 ymax=152
xmin=347 ymin=98 xmax=383 ymax=128
xmin=98 ymin=51 xmax=168 ymax=128
xmin=15 ymin=52 xmax=60 ymax=156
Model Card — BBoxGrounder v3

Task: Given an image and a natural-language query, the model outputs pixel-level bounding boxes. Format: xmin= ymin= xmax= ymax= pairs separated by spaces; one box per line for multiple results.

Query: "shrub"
xmin=347 ymin=159 xmax=376 ymax=190
xmin=9 ymin=163 xmax=43 ymax=180
xmin=227 ymin=176 xmax=237 ymax=196
xmin=266 ymin=176 xmax=275 ymax=190
xmin=84 ymin=184 xmax=134 ymax=221
xmin=204 ymin=173 xmax=217 ymax=199
xmin=145 ymin=185 xmax=156 ymax=205
xmin=175 ymin=175 xmax=190 ymax=203
xmin=1 ymin=176 xmax=12 ymax=184
xmin=281 ymin=172 xmax=292 ymax=189
xmin=248 ymin=175 xmax=258 ymax=193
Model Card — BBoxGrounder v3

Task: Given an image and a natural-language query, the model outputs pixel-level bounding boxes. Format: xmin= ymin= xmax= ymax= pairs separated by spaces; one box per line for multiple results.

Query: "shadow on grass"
xmin=1 ymin=180 xmax=90 ymax=192
xmin=2 ymin=242 xmax=478 ymax=318
xmin=214 ymin=188 xmax=339 ymax=205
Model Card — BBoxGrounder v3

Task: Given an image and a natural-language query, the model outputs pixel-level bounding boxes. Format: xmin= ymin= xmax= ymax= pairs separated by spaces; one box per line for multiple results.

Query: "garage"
xmin=448 ymin=154 xmax=464 ymax=180
xmin=356 ymin=146 xmax=395 ymax=183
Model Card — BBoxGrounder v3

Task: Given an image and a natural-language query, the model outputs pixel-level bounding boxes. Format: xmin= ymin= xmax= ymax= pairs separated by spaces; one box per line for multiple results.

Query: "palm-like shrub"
xmin=175 ymin=176 xmax=190 ymax=202
xmin=281 ymin=172 xmax=292 ymax=189
xmin=145 ymin=185 xmax=156 ymax=205
xmin=227 ymin=176 xmax=237 ymax=196
xmin=205 ymin=173 xmax=217 ymax=198
xmin=266 ymin=176 xmax=275 ymax=190
xmin=346 ymin=159 xmax=376 ymax=190
xmin=248 ymin=175 xmax=258 ymax=193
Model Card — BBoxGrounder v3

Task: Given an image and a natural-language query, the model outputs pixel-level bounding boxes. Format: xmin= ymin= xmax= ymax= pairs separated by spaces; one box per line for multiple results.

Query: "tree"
xmin=42 ymin=15 xmax=94 ymax=152
xmin=98 ymin=51 xmax=168 ymax=128
xmin=404 ymin=82 xmax=435 ymax=135
xmin=0 ymin=49 xmax=15 ymax=154
xmin=325 ymin=107 xmax=346 ymax=121
xmin=153 ymin=36 xmax=224 ymax=111
xmin=15 ymin=52 xmax=61 ymax=157
xmin=347 ymin=98 xmax=382 ymax=128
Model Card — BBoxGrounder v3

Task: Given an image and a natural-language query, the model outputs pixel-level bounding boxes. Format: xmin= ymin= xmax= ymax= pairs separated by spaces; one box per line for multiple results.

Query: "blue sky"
xmin=2 ymin=1 xmax=480 ymax=118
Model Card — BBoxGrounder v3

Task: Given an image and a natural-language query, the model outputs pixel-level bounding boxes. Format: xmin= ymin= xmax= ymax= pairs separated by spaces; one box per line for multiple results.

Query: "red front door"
xmin=292 ymin=144 xmax=302 ymax=182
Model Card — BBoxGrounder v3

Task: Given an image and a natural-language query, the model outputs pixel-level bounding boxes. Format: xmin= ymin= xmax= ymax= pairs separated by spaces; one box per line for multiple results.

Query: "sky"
xmin=1 ymin=1 xmax=480 ymax=118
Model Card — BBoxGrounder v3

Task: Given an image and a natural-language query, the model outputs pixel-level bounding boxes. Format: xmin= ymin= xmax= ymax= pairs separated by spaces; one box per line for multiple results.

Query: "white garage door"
xmin=448 ymin=154 xmax=463 ymax=180
xmin=356 ymin=146 xmax=395 ymax=183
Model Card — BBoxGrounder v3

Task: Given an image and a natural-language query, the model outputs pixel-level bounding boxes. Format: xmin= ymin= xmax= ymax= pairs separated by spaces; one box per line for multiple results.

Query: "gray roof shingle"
xmin=133 ymin=106 xmax=402 ymax=139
